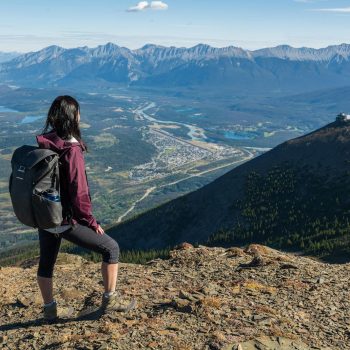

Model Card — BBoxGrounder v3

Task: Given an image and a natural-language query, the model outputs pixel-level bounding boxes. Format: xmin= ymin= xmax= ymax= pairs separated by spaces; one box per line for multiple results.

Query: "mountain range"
xmin=1 ymin=43 xmax=350 ymax=93
xmin=107 ymin=117 xmax=350 ymax=262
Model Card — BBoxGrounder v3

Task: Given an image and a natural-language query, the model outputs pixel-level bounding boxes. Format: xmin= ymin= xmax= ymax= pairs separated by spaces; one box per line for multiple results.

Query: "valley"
xmin=0 ymin=83 xmax=323 ymax=252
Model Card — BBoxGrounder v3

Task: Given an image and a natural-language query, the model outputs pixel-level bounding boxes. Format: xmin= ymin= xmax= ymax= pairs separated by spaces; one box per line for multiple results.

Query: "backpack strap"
xmin=50 ymin=162 xmax=60 ymax=191
xmin=55 ymin=148 xmax=75 ymax=226
xmin=50 ymin=148 xmax=70 ymax=191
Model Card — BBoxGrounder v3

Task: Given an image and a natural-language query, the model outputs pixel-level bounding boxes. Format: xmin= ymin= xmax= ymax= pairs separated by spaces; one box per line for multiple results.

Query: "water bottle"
xmin=42 ymin=188 xmax=61 ymax=202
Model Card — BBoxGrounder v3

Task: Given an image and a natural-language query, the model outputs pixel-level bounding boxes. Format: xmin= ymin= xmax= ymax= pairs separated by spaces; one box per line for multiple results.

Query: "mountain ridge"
xmin=2 ymin=42 xmax=350 ymax=92
xmin=6 ymin=42 xmax=350 ymax=61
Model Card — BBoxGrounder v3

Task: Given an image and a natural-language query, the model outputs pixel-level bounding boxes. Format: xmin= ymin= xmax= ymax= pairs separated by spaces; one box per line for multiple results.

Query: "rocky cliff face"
xmin=0 ymin=244 xmax=349 ymax=349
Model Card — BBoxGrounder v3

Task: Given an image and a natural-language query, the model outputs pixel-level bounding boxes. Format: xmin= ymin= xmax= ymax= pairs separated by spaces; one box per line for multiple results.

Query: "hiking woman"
xmin=36 ymin=95 xmax=134 ymax=320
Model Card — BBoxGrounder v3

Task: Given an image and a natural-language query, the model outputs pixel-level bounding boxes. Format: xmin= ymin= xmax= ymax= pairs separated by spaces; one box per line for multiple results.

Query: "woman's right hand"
xmin=95 ymin=225 xmax=105 ymax=235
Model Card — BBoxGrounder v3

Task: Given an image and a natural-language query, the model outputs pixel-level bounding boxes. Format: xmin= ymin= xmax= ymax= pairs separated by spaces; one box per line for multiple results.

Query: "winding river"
xmin=135 ymin=102 xmax=208 ymax=142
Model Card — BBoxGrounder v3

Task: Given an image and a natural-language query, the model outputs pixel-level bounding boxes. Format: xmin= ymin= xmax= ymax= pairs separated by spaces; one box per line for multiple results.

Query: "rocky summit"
xmin=0 ymin=244 xmax=349 ymax=350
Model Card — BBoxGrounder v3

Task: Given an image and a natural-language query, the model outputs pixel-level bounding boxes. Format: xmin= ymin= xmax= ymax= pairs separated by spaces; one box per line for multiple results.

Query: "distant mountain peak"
xmin=37 ymin=45 xmax=66 ymax=56
xmin=44 ymin=44 xmax=64 ymax=50
xmin=104 ymin=42 xmax=121 ymax=49
xmin=90 ymin=42 xmax=127 ymax=57
xmin=94 ymin=42 xmax=121 ymax=50
xmin=139 ymin=43 xmax=166 ymax=50
xmin=191 ymin=43 xmax=212 ymax=49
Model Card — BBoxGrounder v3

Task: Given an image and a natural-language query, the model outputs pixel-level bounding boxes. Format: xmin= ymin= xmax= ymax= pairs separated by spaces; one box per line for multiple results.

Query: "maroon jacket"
xmin=36 ymin=130 xmax=99 ymax=231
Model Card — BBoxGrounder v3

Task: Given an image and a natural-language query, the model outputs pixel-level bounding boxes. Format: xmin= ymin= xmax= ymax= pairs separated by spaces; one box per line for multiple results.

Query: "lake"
xmin=0 ymin=106 xmax=44 ymax=124
xmin=176 ymin=108 xmax=195 ymax=113
xmin=224 ymin=130 xmax=257 ymax=140
xmin=20 ymin=115 xmax=44 ymax=124
xmin=0 ymin=106 xmax=19 ymax=113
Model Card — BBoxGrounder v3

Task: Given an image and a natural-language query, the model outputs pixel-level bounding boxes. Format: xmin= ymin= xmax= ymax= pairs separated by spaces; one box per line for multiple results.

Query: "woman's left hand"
xmin=95 ymin=225 xmax=105 ymax=235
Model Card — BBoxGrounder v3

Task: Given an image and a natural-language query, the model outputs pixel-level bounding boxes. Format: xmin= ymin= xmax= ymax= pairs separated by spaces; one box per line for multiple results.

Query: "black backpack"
xmin=9 ymin=145 xmax=64 ymax=229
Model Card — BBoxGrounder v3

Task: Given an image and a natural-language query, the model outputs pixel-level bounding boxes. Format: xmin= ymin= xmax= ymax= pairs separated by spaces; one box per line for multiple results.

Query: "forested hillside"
xmin=106 ymin=118 xmax=350 ymax=262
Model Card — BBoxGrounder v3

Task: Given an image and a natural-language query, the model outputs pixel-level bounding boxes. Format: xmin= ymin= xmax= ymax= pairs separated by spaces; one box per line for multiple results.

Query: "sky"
xmin=0 ymin=0 xmax=350 ymax=52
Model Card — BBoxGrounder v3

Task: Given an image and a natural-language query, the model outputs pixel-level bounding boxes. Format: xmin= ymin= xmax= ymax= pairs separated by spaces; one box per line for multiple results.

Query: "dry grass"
xmin=211 ymin=330 xmax=227 ymax=342
xmin=269 ymin=325 xmax=298 ymax=340
xmin=254 ymin=304 xmax=278 ymax=316
xmin=284 ymin=279 xmax=309 ymax=290
xmin=242 ymin=281 xmax=277 ymax=294
xmin=99 ymin=320 xmax=122 ymax=335
xmin=200 ymin=296 xmax=223 ymax=309
xmin=226 ymin=247 xmax=245 ymax=257
xmin=59 ymin=288 xmax=85 ymax=301
xmin=232 ymin=285 xmax=241 ymax=294
xmin=173 ymin=342 xmax=193 ymax=350
xmin=244 ymin=244 xmax=271 ymax=255
xmin=147 ymin=341 xmax=159 ymax=348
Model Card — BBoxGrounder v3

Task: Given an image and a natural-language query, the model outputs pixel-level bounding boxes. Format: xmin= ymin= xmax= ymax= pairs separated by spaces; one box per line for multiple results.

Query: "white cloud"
xmin=313 ymin=7 xmax=350 ymax=13
xmin=127 ymin=1 xmax=168 ymax=12
xmin=127 ymin=1 xmax=149 ymax=12
xmin=150 ymin=1 xmax=168 ymax=10
xmin=294 ymin=0 xmax=350 ymax=14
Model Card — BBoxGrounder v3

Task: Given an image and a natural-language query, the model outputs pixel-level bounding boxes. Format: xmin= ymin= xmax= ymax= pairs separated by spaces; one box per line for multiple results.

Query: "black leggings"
xmin=37 ymin=224 xmax=120 ymax=278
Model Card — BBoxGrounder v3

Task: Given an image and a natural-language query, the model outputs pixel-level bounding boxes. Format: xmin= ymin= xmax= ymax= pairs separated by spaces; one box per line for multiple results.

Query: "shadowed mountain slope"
xmin=107 ymin=119 xmax=350 ymax=260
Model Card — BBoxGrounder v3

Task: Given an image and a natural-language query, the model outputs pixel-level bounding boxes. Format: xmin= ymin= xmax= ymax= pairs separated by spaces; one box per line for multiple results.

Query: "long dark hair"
xmin=42 ymin=95 xmax=87 ymax=151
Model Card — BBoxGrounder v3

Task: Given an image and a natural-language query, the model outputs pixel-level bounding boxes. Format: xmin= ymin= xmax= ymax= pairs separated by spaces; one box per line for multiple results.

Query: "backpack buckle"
xmin=18 ymin=165 xmax=26 ymax=173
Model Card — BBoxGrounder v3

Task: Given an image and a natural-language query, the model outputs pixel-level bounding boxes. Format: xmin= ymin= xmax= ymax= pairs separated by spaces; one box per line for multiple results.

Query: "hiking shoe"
xmin=101 ymin=292 xmax=136 ymax=313
xmin=43 ymin=300 xmax=58 ymax=321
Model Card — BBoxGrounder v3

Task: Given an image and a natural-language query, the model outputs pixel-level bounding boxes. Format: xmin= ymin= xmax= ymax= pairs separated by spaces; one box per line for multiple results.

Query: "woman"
xmin=36 ymin=95 xmax=135 ymax=321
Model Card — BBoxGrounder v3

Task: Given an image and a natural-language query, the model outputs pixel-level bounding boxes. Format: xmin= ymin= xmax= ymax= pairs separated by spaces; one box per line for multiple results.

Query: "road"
xmin=115 ymin=101 xmax=259 ymax=224
xmin=116 ymin=148 xmax=254 ymax=223
xmin=116 ymin=186 xmax=157 ymax=223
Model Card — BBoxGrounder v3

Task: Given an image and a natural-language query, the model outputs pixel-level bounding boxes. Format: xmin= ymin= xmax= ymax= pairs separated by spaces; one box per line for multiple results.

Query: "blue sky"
xmin=0 ymin=0 xmax=350 ymax=52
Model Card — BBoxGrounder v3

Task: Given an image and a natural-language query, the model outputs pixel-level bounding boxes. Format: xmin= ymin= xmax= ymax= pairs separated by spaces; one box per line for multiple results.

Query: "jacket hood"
xmin=36 ymin=130 xmax=83 ymax=154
